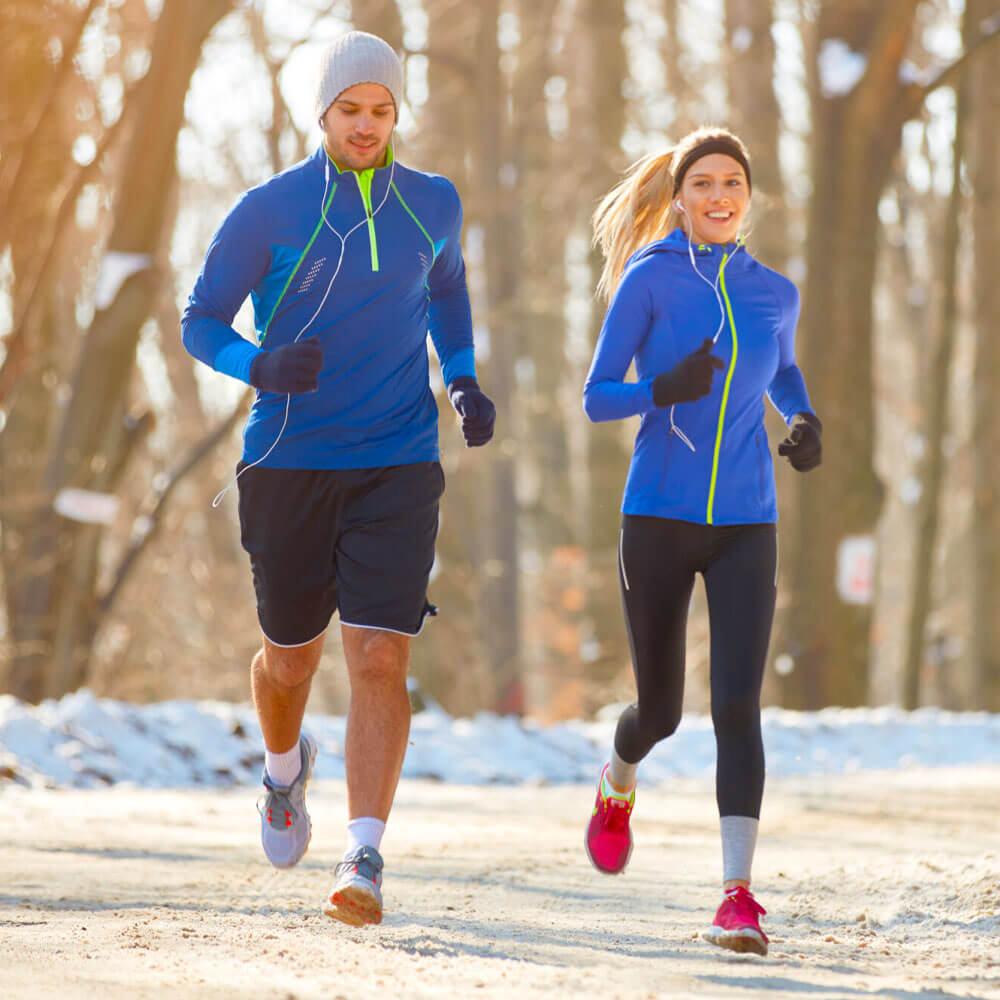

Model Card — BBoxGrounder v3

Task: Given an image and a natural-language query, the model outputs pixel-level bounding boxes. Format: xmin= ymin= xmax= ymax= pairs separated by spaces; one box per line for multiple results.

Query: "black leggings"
xmin=614 ymin=515 xmax=777 ymax=818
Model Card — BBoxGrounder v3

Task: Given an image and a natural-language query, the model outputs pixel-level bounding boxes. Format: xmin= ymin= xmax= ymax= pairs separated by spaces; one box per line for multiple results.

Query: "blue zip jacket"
xmin=583 ymin=229 xmax=813 ymax=525
xmin=181 ymin=145 xmax=476 ymax=469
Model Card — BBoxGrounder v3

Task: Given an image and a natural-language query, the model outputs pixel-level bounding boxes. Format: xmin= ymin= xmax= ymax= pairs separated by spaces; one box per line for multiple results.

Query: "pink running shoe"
xmin=585 ymin=764 xmax=634 ymax=874
xmin=702 ymin=886 xmax=769 ymax=956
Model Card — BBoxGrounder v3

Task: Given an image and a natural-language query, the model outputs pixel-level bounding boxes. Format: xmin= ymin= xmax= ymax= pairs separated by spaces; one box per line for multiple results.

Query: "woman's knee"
xmin=618 ymin=702 xmax=682 ymax=758
xmin=643 ymin=704 xmax=683 ymax=743
xmin=711 ymin=691 xmax=760 ymax=736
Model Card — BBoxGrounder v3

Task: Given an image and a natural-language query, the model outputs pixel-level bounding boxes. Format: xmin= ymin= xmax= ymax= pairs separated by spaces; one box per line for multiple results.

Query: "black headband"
xmin=671 ymin=138 xmax=752 ymax=195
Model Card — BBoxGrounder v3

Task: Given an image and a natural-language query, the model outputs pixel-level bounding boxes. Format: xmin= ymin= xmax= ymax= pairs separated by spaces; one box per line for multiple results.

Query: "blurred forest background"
xmin=2 ymin=0 xmax=1000 ymax=718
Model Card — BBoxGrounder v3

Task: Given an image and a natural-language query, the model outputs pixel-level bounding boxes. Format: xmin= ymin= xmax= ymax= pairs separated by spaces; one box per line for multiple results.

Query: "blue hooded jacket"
xmin=583 ymin=229 xmax=813 ymax=525
xmin=181 ymin=145 xmax=476 ymax=469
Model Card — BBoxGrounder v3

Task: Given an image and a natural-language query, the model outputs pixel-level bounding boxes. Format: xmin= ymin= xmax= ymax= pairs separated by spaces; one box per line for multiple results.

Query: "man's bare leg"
xmin=323 ymin=625 xmax=410 ymax=926
xmin=341 ymin=625 xmax=411 ymax=821
xmin=252 ymin=632 xmax=326 ymax=869
xmin=251 ymin=632 xmax=326 ymax=754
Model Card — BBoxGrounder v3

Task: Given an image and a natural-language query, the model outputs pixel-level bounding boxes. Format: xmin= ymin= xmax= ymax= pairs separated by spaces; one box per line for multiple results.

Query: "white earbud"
xmin=675 ymin=201 xmax=685 ymax=213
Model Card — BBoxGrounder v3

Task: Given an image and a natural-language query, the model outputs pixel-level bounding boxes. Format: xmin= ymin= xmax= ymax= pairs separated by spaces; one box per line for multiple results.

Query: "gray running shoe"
xmin=258 ymin=733 xmax=317 ymax=869
xmin=322 ymin=845 xmax=384 ymax=925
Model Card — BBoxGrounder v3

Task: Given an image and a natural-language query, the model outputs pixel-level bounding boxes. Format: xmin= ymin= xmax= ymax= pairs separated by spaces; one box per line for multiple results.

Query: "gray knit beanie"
xmin=315 ymin=31 xmax=404 ymax=124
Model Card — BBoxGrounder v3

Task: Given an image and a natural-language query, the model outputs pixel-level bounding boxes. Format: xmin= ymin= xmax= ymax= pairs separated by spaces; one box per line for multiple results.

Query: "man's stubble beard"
xmin=336 ymin=135 xmax=390 ymax=172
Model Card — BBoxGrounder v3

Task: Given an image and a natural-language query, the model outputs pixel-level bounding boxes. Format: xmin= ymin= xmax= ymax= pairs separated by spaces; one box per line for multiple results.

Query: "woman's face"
xmin=675 ymin=153 xmax=750 ymax=245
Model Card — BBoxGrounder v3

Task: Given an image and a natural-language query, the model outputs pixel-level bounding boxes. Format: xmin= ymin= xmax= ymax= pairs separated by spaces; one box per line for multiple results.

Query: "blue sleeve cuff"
xmin=768 ymin=364 xmax=811 ymax=425
xmin=212 ymin=339 xmax=261 ymax=385
xmin=582 ymin=377 xmax=657 ymax=422
xmin=442 ymin=347 xmax=476 ymax=388
xmin=639 ymin=377 xmax=657 ymax=413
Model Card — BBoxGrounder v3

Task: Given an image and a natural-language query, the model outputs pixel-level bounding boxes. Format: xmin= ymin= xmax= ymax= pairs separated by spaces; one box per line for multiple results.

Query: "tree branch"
xmin=0 ymin=76 xmax=143 ymax=407
xmin=97 ymin=388 xmax=252 ymax=616
xmin=403 ymin=46 xmax=477 ymax=83
xmin=898 ymin=13 xmax=1000 ymax=122
xmin=0 ymin=0 xmax=104 ymax=237
xmin=244 ymin=4 xmax=308 ymax=170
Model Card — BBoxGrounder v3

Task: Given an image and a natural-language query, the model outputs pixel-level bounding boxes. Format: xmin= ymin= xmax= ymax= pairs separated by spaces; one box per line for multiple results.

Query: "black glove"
xmin=447 ymin=376 xmax=496 ymax=447
xmin=778 ymin=412 xmax=822 ymax=472
xmin=652 ymin=338 xmax=726 ymax=407
xmin=249 ymin=337 xmax=323 ymax=394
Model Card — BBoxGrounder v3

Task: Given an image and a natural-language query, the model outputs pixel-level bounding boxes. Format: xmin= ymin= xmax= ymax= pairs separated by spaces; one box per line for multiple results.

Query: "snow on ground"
xmin=1 ymin=687 xmax=998 ymax=789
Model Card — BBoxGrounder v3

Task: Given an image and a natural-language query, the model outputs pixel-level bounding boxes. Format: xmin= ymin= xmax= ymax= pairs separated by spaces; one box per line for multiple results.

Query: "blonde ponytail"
xmin=592 ymin=150 xmax=679 ymax=301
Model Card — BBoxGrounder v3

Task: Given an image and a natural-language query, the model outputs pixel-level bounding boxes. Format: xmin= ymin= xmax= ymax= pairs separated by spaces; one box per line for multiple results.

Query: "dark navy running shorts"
xmin=236 ymin=461 xmax=444 ymax=646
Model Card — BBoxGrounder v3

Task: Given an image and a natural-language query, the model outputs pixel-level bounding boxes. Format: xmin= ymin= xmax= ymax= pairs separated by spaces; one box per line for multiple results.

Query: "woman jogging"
xmin=581 ymin=127 xmax=822 ymax=956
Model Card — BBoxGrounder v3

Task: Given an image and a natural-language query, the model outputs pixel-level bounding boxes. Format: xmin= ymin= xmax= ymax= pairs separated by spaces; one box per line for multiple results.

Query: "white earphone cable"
xmin=212 ymin=146 xmax=398 ymax=508
xmin=668 ymin=201 xmax=742 ymax=453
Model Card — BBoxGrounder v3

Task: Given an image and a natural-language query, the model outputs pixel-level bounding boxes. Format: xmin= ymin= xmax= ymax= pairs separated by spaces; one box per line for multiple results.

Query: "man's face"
xmin=321 ymin=82 xmax=395 ymax=172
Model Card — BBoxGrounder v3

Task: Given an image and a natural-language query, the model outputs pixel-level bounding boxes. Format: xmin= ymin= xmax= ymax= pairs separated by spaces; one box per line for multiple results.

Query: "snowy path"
xmin=2 ymin=768 xmax=998 ymax=999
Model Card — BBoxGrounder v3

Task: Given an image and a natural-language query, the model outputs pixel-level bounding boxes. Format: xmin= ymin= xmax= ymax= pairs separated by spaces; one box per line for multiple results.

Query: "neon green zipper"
xmin=323 ymin=147 xmax=395 ymax=273
xmin=356 ymin=168 xmax=379 ymax=271
xmin=706 ymin=252 xmax=738 ymax=524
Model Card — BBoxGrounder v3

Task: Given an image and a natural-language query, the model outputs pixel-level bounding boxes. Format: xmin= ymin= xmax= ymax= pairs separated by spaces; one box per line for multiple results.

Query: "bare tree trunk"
xmin=660 ymin=0 xmax=696 ymax=136
xmin=510 ymin=0 xmax=575 ymax=713
xmin=419 ymin=0 xmax=476 ymax=184
xmin=1 ymin=2 xmax=92 ymax=689
xmin=573 ymin=0 xmax=630 ymax=710
xmin=780 ymin=0 xmax=1000 ymax=707
xmin=349 ymin=0 xmax=404 ymax=49
xmin=5 ymin=0 xmax=233 ymax=702
xmin=969 ymin=0 xmax=1000 ymax=711
xmin=724 ymin=0 xmax=786 ymax=271
xmin=514 ymin=0 xmax=568 ymax=549
xmin=900 ymin=49 xmax=969 ymax=709
xmin=473 ymin=0 xmax=522 ymax=713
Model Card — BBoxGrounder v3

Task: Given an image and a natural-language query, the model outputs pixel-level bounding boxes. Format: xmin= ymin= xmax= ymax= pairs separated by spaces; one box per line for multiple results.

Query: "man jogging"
xmin=181 ymin=31 xmax=494 ymax=926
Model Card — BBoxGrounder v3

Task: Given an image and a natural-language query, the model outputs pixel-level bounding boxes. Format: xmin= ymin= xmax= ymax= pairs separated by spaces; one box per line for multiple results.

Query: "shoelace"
xmin=257 ymin=788 xmax=296 ymax=830
xmin=601 ymin=793 xmax=632 ymax=833
xmin=725 ymin=886 xmax=766 ymax=916
xmin=335 ymin=849 xmax=381 ymax=884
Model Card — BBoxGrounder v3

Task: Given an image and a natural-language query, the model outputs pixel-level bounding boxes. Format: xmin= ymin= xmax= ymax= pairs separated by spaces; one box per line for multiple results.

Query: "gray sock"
xmin=608 ymin=747 xmax=638 ymax=791
xmin=720 ymin=815 xmax=759 ymax=884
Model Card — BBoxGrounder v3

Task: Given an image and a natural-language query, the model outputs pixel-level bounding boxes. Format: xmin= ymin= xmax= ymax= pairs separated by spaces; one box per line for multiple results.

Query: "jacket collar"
xmin=631 ymin=228 xmax=750 ymax=265
xmin=311 ymin=143 xmax=396 ymax=199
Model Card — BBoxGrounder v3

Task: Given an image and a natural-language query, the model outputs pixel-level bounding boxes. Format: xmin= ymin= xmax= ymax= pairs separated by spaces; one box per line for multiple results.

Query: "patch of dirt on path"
xmin=2 ymin=767 xmax=998 ymax=999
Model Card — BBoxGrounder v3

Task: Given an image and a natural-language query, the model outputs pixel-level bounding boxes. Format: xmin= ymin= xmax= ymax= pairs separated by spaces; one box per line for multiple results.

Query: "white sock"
xmin=720 ymin=815 xmax=759 ymax=884
xmin=264 ymin=741 xmax=302 ymax=787
xmin=607 ymin=747 xmax=638 ymax=794
xmin=601 ymin=770 xmax=634 ymax=802
xmin=346 ymin=816 xmax=386 ymax=855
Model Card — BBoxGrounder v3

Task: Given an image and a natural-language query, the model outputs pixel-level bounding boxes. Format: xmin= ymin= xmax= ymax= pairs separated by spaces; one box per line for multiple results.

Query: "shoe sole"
xmin=702 ymin=926 xmax=768 ymax=956
xmin=264 ymin=737 xmax=318 ymax=870
xmin=584 ymin=829 xmax=633 ymax=875
xmin=322 ymin=885 xmax=383 ymax=926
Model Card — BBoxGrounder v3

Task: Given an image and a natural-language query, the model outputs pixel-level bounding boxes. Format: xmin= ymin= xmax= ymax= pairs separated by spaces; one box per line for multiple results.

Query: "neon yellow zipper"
xmin=323 ymin=148 xmax=393 ymax=273
xmin=356 ymin=169 xmax=379 ymax=271
xmin=706 ymin=252 xmax=738 ymax=524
